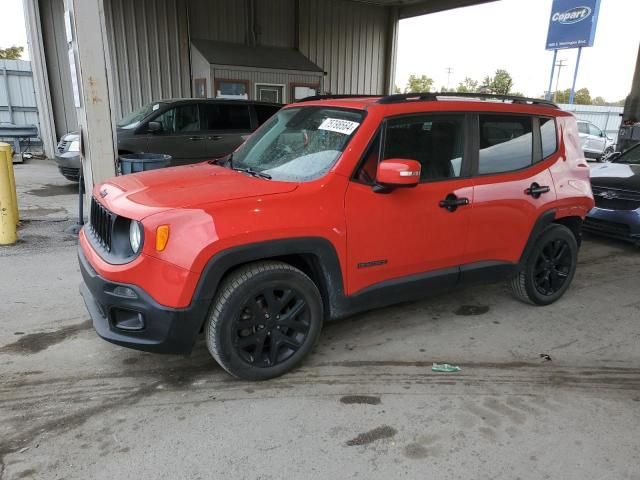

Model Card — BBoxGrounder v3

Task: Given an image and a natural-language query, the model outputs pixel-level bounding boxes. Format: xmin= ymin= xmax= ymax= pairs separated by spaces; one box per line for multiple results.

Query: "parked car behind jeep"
xmin=54 ymin=99 xmax=281 ymax=181
xmin=577 ymin=120 xmax=615 ymax=162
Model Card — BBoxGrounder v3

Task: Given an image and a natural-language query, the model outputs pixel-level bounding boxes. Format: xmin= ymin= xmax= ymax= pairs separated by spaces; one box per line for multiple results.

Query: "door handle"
xmin=210 ymin=135 xmax=222 ymax=141
xmin=439 ymin=193 xmax=470 ymax=212
xmin=525 ymin=182 xmax=551 ymax=199
xmin=189 ymin=136 xmax=205 ymax=141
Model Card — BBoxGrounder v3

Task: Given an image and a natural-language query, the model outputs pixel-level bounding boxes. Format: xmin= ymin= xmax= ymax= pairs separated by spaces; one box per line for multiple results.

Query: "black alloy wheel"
xmin=532 ymin=239 xmax=572 ymax=296
xmin=510 ymin=224 xmax=578 ymax=306
xmin=234 ymin=286 xmax=311 ymax=367
xmin=206 ymin=261 xmax=323 ymax=381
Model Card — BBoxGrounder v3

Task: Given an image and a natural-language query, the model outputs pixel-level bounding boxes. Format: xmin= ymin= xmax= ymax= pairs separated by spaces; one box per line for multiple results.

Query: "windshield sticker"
xmin=318 ymin=118 xmax=360 ymax=135
xmin=152 ymin=104 xmax=160 ymax=111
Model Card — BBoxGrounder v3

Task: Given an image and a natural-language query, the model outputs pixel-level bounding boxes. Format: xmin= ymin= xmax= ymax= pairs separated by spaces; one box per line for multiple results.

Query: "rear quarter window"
xmin=540 ymin=117 xmax=557 ymax=159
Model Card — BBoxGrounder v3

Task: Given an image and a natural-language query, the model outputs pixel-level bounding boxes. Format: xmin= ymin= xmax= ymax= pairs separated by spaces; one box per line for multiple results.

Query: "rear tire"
xmin=205 ymin=261 xmax=323 ymax=381
xmin=510 ymin=224 xmax=578 ymax=306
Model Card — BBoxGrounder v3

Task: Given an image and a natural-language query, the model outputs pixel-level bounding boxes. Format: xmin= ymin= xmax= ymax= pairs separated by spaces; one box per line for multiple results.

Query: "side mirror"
xmin=147 ymin=121 xmax=163 ymax=134
xmin=374 ymin=159 xmax=421 ymax=192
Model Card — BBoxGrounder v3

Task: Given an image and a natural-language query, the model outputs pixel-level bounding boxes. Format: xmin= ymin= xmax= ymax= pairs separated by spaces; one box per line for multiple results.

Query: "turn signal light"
xmin=155 ymin=225 xmax=170 ymax=251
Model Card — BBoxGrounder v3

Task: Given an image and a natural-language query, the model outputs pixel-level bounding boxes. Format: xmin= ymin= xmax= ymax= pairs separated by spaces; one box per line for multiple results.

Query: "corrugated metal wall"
xmin=559 ymin=104 xmax=624 ymax=143
xmin=0 ymin=60 xmax=39 ymax=127
xmin=255 ymin=0 xmax=296 ymax=48
xmin=298 ymin=0 xmax=390 ymax=95
xmin=104 ymin=0 xmax=191 ymax=118
xmin=188 ymin=0 xmax=247 ymax=44
xmin=39 ymin=0 xmax=77 ymax=138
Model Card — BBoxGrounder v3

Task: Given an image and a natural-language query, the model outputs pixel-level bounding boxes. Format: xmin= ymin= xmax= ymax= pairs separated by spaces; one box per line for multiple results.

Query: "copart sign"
xmin=545 ymin=0 xmax=600 ymax=50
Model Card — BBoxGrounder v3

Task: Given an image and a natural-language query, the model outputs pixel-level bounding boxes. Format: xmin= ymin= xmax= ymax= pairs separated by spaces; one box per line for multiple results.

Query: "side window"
xmin=201 ymin=104 xmax=251 ymax=130
xmin=578 ymin=122 xmax=589 ymax=134
xmin=478 ymin=115 xmax=532 ymax=174
xmin=254 ymin=105 xmax=280 ymax=126
xmin=540 ymin=117 xmax=557 ymax=159
xmin=383 ymin=114 xmax=465 ymax=181
xmin=154 ymin=105 xmax=200 ymax=134
xmin=588 ymin=124 xmax=602 ymax=137
xmin=354 ymin=132 xmax=381 ymax=185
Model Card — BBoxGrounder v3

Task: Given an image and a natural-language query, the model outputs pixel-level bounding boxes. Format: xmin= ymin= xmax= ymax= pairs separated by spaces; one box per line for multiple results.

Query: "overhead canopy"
xmin=191 ymin=39 xmax=324 ymax=73
xmin=353 ymin=0 xmax=498 ymax=18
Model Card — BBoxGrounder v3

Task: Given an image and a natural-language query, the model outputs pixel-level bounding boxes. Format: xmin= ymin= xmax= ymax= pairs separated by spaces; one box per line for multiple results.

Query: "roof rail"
xmin=296 ymin=94 xmax=380 ymax=103
xmin=377 ymin=92 xmax=559 ymax=109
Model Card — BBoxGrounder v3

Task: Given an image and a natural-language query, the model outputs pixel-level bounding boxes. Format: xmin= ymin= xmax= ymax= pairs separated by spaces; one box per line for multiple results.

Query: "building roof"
xmin=191 ymin=39 xmax=323 ymax=73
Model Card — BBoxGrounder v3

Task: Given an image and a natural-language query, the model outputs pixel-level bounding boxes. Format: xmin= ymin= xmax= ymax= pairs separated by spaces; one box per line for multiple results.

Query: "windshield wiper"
xmin=232 ymin=166 xmax=272 ymax=180
xmin=208 ymin=153 xmax=233 ymax=167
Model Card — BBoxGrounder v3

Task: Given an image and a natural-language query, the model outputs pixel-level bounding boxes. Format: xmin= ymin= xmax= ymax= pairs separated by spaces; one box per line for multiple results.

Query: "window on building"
xmin=215 ymin=80 xmax=249 ymax=99
xmin=478 ymin=115 xmax=532 ymax=174
xmin=382 ymin=114 xmax=465 ymax=181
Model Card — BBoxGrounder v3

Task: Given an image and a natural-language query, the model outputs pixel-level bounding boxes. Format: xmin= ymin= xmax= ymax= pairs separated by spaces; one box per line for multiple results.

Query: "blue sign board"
xmin=545 ymin=0 xmax=601 ymax=50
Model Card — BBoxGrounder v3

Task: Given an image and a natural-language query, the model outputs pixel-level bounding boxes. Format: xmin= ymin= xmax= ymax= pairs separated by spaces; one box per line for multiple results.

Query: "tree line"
xmin=396 ymin=69 xmax=624 ymax=106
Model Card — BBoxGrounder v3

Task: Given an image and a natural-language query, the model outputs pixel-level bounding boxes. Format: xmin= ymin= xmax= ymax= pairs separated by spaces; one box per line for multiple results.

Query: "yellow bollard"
xmin=0 ymin=142 xmax=18 ymax=245
xmin=3 ymin=145 xmax=19 ymax=224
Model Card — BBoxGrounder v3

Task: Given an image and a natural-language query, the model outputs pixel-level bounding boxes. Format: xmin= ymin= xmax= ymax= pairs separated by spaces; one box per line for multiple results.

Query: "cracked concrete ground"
xmin=1 ymin=160 xmax=639 ymax=479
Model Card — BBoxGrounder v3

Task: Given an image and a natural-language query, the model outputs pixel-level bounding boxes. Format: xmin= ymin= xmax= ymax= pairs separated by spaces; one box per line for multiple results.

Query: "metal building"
xmin=23 ymin=0 xmax=494 ymax=159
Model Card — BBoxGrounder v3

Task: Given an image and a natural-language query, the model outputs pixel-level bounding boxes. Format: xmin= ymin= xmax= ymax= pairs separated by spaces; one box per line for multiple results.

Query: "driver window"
xmin=382 ymin=115 xmax=465 ymax=181
xmin=588 ymin=124 xmax=602 ymax=137
xmin=153 ymin=105 xmax=200 ymax=134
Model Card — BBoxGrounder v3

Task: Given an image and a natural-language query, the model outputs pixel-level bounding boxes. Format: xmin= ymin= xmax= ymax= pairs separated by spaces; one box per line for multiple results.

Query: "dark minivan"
xmin=55 ymin=99 xmax=281 ymax=180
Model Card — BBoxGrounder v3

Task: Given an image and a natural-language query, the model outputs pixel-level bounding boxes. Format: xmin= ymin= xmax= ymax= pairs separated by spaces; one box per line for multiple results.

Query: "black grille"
xmin=89 ymin=197 xmax=114 ymax=252
xmin=57 ymin=140 xmax=70 ymax=154
xmin=59 ymin=166 xmax=80 ymax=177
xmin=583 ymin=217 xmax=631 ymax=237
xmin=592 ymin=186 xmax=640 ymax=211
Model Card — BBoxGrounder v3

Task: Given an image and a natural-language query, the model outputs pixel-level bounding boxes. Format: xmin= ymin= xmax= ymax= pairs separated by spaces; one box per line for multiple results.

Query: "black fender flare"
xmin=519 ymin=209 xmax=557 ymax=265
xmin=191 ymin=237 xmax=346 ymax=320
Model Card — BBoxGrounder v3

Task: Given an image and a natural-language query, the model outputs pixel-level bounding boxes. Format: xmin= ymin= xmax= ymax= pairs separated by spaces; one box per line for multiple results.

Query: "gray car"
xmin=54 ymin=99 xmax=281 ymax=181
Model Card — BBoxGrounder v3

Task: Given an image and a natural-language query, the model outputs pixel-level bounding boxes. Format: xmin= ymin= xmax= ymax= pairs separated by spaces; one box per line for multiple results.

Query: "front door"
xmin=345 ymin=113 xmax=473 ymax=295
xmin=200 ymin=102 xmax=253 ymax=160
xmin=146 ymin=104 xmax=208 ymax=165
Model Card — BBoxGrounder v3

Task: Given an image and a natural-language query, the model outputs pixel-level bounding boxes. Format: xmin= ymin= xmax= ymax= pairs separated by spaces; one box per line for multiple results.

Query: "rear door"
xmin=345 ymin=113 xmax=474 ymax=295
xmin=200 ymin=102 xmax=252 ymax=159
xmin=465 ymin=114 xmax=557 ymax=265
xmin=145 ymin=103 xmax=208 ymax=165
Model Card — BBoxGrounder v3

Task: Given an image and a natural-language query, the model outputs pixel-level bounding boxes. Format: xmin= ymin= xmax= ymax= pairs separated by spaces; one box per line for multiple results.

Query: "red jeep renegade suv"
xmin=79 ymin=93 xmax=594 ymax=380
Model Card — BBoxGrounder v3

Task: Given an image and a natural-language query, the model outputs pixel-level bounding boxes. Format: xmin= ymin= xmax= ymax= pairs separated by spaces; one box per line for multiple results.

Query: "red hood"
xmin=94 ymin=162 xmax=298 ymax=219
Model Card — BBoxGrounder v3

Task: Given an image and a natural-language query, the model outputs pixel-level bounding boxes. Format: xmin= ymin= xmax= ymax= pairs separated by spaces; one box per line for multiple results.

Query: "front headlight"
xmin=68 ymin=140 xmax=80 ymax=152
xmin=129 ymin=220 xmax=142 ymax=253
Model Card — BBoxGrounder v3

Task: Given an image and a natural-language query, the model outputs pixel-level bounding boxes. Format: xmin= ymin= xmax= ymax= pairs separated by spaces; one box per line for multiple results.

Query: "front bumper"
xmin=584 ymin=207 xmax=640 ymax=244
xmin=78 ymin=247 xmax=209 ymax=354
xmin=54 ymin=151 xmax=81 ymax=179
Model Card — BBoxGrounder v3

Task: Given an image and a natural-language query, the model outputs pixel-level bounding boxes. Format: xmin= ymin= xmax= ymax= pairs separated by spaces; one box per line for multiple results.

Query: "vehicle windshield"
xmin=231 ymin=106 xmax=364 ymax=182
xmin=613 ymin=144 xmax=640 ymax=165
xmin=117 ymin=102 xmax=164 ymax=129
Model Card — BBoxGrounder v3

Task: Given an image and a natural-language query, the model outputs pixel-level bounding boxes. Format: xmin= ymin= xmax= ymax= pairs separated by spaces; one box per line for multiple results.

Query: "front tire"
xmin=510 ymin=224 xmax=578 ymax=306
xmin=205 ymin=261 xmax=323 ymax=381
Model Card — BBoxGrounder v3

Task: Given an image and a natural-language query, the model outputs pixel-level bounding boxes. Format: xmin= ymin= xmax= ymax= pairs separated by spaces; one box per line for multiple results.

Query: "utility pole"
xmin=553 ymin=59 xmax=567 ymax=103
xmin=445 ymin=67 xmax=453 ymax=91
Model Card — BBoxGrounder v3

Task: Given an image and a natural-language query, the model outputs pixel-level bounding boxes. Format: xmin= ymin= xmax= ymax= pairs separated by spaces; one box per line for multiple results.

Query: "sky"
xmin=1 ymin=0 xmax=29 ymax=59
xmin=396 ymin=0 xmax=640 ymax=101
xmin=1 ymin=0 xmax=638 ymax=101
